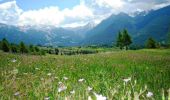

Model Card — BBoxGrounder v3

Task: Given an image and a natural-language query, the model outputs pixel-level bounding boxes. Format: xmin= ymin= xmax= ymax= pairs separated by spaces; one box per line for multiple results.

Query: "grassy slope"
xmin=0 ymin=49 xmax=170 ymax=99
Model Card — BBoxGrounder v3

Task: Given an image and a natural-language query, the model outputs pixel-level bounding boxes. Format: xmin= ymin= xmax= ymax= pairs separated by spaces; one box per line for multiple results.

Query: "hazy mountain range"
xmin=0 ymin=5 xmax=170 ymax=46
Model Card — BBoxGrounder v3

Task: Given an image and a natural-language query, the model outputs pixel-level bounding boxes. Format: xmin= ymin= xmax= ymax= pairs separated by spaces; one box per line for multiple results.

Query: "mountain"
xmin=82 ymin=5 xmax=170 ymax=45
xmin=65 ymin=22 xmax=96 ymax=38
xmin=0 ymin=24 xmax=82 ymax=46
xmin=0 ymin=22 xmax=97 ymax=46
xmin=0 ymin=6 xmax=170 ymax=46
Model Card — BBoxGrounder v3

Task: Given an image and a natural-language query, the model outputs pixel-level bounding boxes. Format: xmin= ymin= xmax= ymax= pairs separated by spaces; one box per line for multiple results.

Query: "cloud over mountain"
xmin=0 ymin=0 xmax=170 ymax=27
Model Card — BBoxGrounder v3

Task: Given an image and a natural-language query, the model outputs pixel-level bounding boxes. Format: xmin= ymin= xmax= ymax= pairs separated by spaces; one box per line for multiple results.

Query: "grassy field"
xmin=0 ymin=49 xmax=170 ymax=100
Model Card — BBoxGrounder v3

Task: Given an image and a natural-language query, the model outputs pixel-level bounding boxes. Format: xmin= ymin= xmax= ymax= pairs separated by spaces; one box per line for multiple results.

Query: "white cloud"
xmin=96 ymin=0 xmax=125 ymax=9
xmin=18 ymin=7 xmax=64 ymax=26
xmin=0 ymin=1 xmax=22 ymax=25
xmin=18 ymin=1 xmax=93 ymax=27
xmin=62 ymin=21 xmax=87 ymax=28
xmin=0 ymin=0 xmax=170 ymax=27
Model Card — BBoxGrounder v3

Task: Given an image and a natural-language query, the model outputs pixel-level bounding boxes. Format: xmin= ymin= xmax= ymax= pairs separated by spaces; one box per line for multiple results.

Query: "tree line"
xmin=0 ymin=38 xmax=46 ymax=55
xmin=116 ymin=29 xmax=167 ymax=50
xmin=0 ymin=38 xmax=98 ymax=55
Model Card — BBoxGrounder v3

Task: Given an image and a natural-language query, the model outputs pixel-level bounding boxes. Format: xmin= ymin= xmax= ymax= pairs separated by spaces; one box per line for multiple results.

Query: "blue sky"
xmin=16 ymin=0 xmax=80 ymax=11
xmin=0 ymin=0 xmax=170 ymax=27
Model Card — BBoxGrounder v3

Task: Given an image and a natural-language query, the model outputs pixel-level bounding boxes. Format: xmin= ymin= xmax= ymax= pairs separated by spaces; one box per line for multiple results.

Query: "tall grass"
xmin=0 ymin=49 xmax=170 ymax=99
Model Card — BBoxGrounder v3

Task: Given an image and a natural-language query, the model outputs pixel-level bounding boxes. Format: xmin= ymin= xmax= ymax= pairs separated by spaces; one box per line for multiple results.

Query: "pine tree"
xmin=168 ymin=31 xmax=170 ymax=47
xmin=11 ymin=45 xmax=18 ymax=53
xmin=146 ymin=38 xmax=156 ymax=49
xmin=19 ymin=42 xmax=28 ymax=53
xmin=0 ymin=41 xmax=2 ymax=50
xmin=1 ymin=38 xmax=10 ymax=52
xmin=122 ymin=29 xmax=132 ymax=50
xmin=34 ymin=46 xmax=40 ymax=52
xmin=55 ymin=48 xmax=59 ymax=55
xmin=116 ymin=31 xmax=123 ymax=49
xmin=29 ymin=45 xmax=35 ymax=52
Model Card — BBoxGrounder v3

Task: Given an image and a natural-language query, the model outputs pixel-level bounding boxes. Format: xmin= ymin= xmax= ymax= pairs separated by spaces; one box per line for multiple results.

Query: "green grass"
xmin=0 ymin=49 xmax=170 ymax=99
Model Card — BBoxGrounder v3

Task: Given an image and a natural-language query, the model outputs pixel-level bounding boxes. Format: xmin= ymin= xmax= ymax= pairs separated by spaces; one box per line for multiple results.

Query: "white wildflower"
xmin=14 ymin=92 xmax=20 ymax=96
xmin=23 ymin=73 xmax=27 ymax=75
xmin=123 ymin=77 xmax=131 ymax=83
xmin=13 ymin=69 xmax=18 ymax=74
xmin=58 ymin=83 xmax=67 ymax=93
xmin=47 ymin=73 xmax=52 ymax=76
xmin=11 ymin=59 xmax=17 ymax=63
xmin=78 ymin=78 xmax=85 ymax=82
xmin=70 ymin=90 xmax=75 ymax=94
xmin=63 ymin=77 xmax=68 ymax=80
xmin=88 ymin=96 xmax=92 ymax=100
xmin=35 ymin=68 xmax=39 ymax=70
xmin=146 ymin=91 xmax=153 ymax=98
xmin=44 ymin=97 xmax=50 ymax=100
xmin=93 ymin=92 xmax=107 ymax=100
xmin=88 ymin=86 xmax=93 ymax=91
xmin=40 ymin=78 xmax=44 ymax=81
xmin=58 ymin=81 xmax=62 ymax=84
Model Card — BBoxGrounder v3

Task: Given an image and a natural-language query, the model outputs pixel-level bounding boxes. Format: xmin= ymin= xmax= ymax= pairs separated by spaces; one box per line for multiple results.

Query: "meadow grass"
xmin=0 ymin=49 xmax=170 ymax=100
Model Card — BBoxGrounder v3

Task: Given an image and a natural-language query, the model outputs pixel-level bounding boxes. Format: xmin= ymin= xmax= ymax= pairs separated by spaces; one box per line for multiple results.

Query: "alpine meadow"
xmin=0 ymin=0 xmax=170 ymax=100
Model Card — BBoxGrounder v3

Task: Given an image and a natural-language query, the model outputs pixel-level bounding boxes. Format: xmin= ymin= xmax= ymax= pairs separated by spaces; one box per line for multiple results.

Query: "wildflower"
xmin=63 ymin=77 xmax=68 ymax=80
xmin=35 ymin=68 xmax=39 ymax=70
xmin=146 ymin=91 xmax=153 ymax=98
xmin=88 ymin=86 xmax=93 ymax=91
xmin=58 ymin=81 xmax=62 ymax=84
xmin=11 ymin=59 xmax=17 ymax=63
xmin=88 ymin=96 xmax=92 ymax=100
xmin=93 ymin=92 xmax=107 ymax=100
xmin=44 ymin=97 xmax=50 ymax=100
xmin=47 ymin=73 xmax=52 ymax=76
xmin=14 ymin=92 xmax=20 ymax=96
xmin=13 ymin=69 xmax=18 ymax=74
xmin=123 ymin=77 xmax=131 ymax=83
xmin=23 ymin=73 xmax=27 ymax=75
xmin=40 ymin=78 xmax=44 ymax=81
xmin=70 ymin=90 xmax=75 ymax=94
xmin=78 ymin=78 xmax=85 ymax=82
xmin=58 ymin=83 xmax=67 ymax=93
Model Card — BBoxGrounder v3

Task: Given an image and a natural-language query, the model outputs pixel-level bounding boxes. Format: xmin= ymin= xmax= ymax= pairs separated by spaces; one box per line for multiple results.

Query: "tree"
xmin=34 ymin=46 xmax=40 ymax=52
xmin=122 ymin=29 xmax=132 ymax=50
xmin=116 ymin=31 xmax=123 ymax=49
xmin=1 ymin=38 xmax=10 ymax=52
xmin=0 ymin=41 xmax=2 ymax=50
xmin=19 ymin=42 xmax=28 ymax=53
xmin=146 ymin=38 xmax=156 ymax=49
xmin=29 ymin=45 xmax=35 ymax=52
xmin=168 ymin=31 xmax=170 ymax=47
xmin=55 ymin=48 xmax=59 ymax=55
xmin=116 ymin=29 xmax=132 ymax=50
xmin=11 ymin=45 xmax=18 ymax=53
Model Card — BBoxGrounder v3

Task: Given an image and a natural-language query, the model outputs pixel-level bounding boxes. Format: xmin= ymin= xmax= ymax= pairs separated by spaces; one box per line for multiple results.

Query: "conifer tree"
xmin=116 ymin=31 xmax=123 ymax=49
xmin=2 ymin=38 xmax=10 ymax=52
xmin=146 ymin=37 xmax=156 ymax=48
xmin=122 ymin=29 xmax=132 ymax=50
xmin=19 ymin=41 xmax=28 ymax=53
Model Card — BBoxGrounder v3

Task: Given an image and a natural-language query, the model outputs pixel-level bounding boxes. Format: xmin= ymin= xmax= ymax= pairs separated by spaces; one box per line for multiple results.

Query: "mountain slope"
xmin=0 ymin=24 xmax=82 ymax=46
xmin=83 ymin=5 xmax=170 ymax=45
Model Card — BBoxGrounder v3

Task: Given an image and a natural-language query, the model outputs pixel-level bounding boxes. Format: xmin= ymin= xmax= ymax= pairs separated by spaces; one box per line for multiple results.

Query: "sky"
xmin=0 ymin=0 xmax=170 ymax=27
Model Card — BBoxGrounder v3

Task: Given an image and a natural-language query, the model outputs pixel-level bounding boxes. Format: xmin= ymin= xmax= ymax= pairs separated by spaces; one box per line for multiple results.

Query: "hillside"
xmin=83 ymin=5 xmax=170 ymax=45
